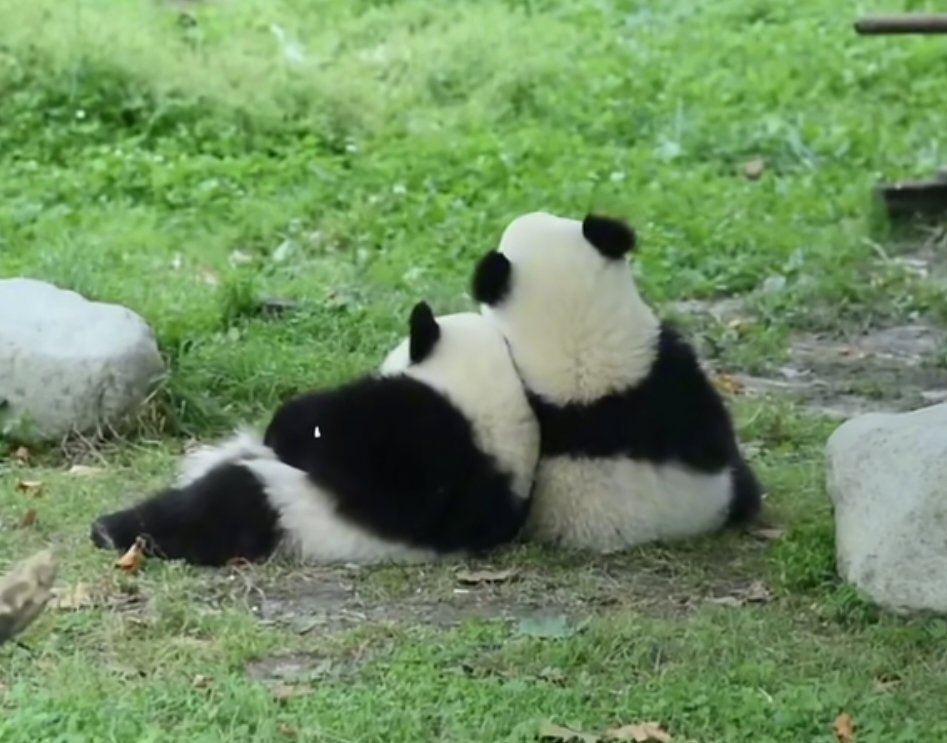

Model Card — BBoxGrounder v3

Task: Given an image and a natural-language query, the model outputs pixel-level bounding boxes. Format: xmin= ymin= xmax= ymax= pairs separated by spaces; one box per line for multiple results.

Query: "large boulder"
xmin=0 ymin=278 xmax=165 ymax=444
xmin=826 ymin=402 xmax=947 ymax=614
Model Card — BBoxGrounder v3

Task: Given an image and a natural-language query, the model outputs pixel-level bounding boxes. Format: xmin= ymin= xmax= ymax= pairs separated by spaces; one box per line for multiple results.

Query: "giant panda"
xmin=89 ymin=302 xmax=540 ymax=567
xmin=469 ymin=211 xmax=763 ymax=553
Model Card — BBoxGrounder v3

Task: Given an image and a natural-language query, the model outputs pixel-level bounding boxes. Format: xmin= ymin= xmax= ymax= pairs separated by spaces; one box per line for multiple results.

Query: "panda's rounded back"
xmin=381 ymin=311 xmax=539 ymax=501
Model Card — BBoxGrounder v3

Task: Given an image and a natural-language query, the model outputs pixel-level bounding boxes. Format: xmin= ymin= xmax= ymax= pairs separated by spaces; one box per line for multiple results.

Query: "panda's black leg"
xmin=90 ymin=462 xmax=284 ymax=567
xmin=725 ymin=455 xmax=764 ymax=528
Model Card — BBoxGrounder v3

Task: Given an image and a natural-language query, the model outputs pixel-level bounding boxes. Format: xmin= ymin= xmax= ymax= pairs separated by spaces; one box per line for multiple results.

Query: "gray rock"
xmin=0 ymin=278 xmax=165 ymax=443
xmin=826 ymin=403 xmax=947 ymax=614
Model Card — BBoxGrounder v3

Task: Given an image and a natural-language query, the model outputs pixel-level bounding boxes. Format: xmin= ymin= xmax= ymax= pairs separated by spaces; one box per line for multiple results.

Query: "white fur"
xmin=242 ymin=458 xmax=442 ymax=565
xmin=176 ymin=426 xmax=273 ymax=488
xmin=524 ymin=457 xmax=733 ymax=552
xmin=481 ymin=211 xmax=736 ymax=552
xmin=482 ymin=211 xmax=661 ymax=404
xmin=381 ymin=312 xmax=540 ymax=502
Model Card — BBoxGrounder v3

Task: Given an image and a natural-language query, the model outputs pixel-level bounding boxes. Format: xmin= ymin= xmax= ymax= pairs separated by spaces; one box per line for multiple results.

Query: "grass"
xmin=2 ymin=0 xmax=947 ymax=740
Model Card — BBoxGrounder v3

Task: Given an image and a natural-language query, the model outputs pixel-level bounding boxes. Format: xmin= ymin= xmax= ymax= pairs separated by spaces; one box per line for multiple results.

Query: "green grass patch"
xmin=3 ymin=0 xmax=947 ymax=740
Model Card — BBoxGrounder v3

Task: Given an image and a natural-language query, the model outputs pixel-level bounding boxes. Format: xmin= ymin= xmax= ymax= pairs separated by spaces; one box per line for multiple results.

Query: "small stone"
xmin=826 ymin=402 xmax=947 ymax=614
xmin=0 ymin=278 xmax=165 ymax=443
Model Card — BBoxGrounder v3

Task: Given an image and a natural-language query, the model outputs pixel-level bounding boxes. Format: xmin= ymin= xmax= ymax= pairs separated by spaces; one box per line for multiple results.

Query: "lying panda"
xmin=90 ymin=302 xmax=540 ymax=566
xmin=470 ymin=211 xmax=763 ymax=553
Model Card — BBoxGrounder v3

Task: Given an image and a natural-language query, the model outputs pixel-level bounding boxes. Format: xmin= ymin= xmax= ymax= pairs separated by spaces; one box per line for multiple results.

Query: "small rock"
xmin=826 ymin=402 xmax=947 ymax=614
xmin=0 ymin=279 xmax=165 ymax=443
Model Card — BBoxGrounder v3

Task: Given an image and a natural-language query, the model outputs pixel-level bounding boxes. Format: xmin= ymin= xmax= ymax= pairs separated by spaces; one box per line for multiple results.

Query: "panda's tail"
xmin=174 ymin=426 xmax=276 ymax=488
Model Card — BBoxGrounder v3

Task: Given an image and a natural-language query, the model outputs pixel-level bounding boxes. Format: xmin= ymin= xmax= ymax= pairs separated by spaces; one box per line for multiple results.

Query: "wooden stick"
xmin=855 ymin=14 xmax=947 ymax=35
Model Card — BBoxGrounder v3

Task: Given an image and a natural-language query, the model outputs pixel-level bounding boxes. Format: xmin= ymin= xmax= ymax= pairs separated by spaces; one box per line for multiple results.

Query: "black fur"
xmin=263 ymin=374 xmax=530 ymax=553
xmin=90 ymin=372 xmax=530 ymax=565
xmin=471 ymin=251 xmax=512 ymax=306
xmin=409 ymin=301 xmax=440 ymax=363
xmin=582 ymin=214 xmax=637 ymax=259
xmin=526 ymin=323 xmax=762 ymax=526
xmin=90 ymin=462 xmax=283 ymax=567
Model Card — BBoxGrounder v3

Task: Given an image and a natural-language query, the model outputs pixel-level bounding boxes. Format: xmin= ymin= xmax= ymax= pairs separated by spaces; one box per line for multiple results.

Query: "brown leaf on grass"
xmin=269 ymin=682 xmax=310 ymax=703
xmin=225 ymin=557 xmax=253 ymax=569
xmin=743 ymin=580 xmax=773 ymax=603
xmin=872 ymin=672 xmax=902 ymax=692
xmin=712 ymin=374 xmax=745 ymax=396
xmin=278 ymin=723 xmax=299 ymax=739
xmin=742 ymin=158 xmax=766 ymax=180
xmin=455 ymin=567 xmax=520 ymax=585
xmin=49 ymin=582 xmax=95 ymax=610
xmin=18 ymin=509 xmax=37 ymax=528
xmin=605 ymin=722 xmax=672 ymax=742
xmin=199 ymin=269 xmax=220 ymax=287
xmin=833 ymin=712 xmax=856 ymax=742
xmin=67 ymin=464 xmax=103 ymax=477
xmin=115 ymin=537 xmax=146 ymax=574
xmin=16 ymin=480 xmax=43 ymax=496
xmin=748 ymin=526 xmax=785 ymax=541
xmin=538 ymin=722 xmax=600 ymax=742
xmin=12 ymin=447 xmax=31 ymax=465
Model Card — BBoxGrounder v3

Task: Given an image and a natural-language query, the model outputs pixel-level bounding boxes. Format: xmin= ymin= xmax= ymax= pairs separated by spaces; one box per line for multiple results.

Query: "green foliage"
xmin=2 ymin=0 xmax=947 ymax=740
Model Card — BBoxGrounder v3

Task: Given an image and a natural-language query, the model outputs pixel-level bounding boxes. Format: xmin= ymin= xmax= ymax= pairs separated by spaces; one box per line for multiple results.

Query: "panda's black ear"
xmin=471 ymin=250 xmax=512 ymax=306
xmin=408 ymin=301 xmax=440 ymax=364
xmin=582 ymin=214 xmax=636 ymax=259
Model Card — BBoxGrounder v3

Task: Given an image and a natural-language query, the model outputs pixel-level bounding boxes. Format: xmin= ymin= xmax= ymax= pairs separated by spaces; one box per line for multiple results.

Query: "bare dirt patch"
xmin=736 ymin=323 xmax=947 ymax=418
xmin=674 ymin=298 xmax=947 ymax=418
xmin=212 ymin=541 xmax=774 ymax=638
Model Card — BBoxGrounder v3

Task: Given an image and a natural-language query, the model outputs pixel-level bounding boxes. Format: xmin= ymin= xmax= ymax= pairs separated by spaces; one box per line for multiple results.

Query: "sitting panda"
xmin=470 ymin=211 xmax=763 ymax=553
xmin=89 ymin=302 xmax=540 ymax=567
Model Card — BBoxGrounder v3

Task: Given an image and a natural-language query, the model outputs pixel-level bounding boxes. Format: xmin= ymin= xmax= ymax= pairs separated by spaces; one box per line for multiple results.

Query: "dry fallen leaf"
xmin=269 ymin=683 xmax=310 ymax=703
xmin=191 ymin=674 xmax=210 ymax=688
xmin=743 ymin=580 xmax=773 ymax=604
xmin=605 ymin=722 xmax=672 ymax=742
xmin=49 ymin=582 xmax=95 ymax=610
xmin=67 ymin=464 xmax=103 ymax=477
xmin=833 ymin=712 xmax=856 ymax=742
xmin=16 ymin=480 xmax=43 ymax=496
xmin=200 ymin=269 xmax=220 ymax=287
xmin=713 ymin=374 xmax=745 ymax=396
xmin=226 ymin=557 xmax=253 ymax=569
xmin=748 ymin=526 xmax=785 ymax=541
xmin=12 ymin=447 xmax=31 ymax=465
xmin=872 ymin=672 xmax=902 ymax=692
xmin=456 ymin=567 xmax=520 ymax=585
xmin=742 ymin=158 xmax=766 ymax=180
xmin=18 ymin=509 xmax=37 ymax=528
xmin=115 ymin=537 xmax=147 ymax=574
xmin=0 ymin=548 xmax=59 ymax=646
xmin=538 ymin=722 xmax=600 ymax=743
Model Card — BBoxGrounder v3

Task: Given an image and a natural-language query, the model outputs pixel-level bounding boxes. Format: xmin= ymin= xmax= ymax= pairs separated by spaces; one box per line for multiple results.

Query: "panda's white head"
xmin=380 ymin=301 xmax=539 ymax=499
xmin=470 ymin=211 xmax=661 ymax=404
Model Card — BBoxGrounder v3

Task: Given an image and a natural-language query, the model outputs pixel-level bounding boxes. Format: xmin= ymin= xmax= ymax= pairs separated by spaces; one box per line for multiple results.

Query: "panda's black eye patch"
xmin=582 ymin=214 xmax=637 ymax=259
xmin=471 ymin=250 xmax=512 ymax=306
xmin=408 ymin=301 xmax=441 ymax=363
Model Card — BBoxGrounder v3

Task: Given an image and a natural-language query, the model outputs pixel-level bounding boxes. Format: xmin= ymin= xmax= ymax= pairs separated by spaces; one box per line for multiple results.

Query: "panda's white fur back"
xmin=471 ymin=211 xmax=763 ymax=553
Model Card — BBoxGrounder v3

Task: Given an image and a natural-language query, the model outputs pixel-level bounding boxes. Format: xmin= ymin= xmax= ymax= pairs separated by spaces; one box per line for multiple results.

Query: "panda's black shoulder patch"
xmin=582 ymin=214 xmax=636 ymax=259
xmin=408 ymin=301 xmax=441 ymax=363
xmin=471 ymin=250 xmax=512 ymax=306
